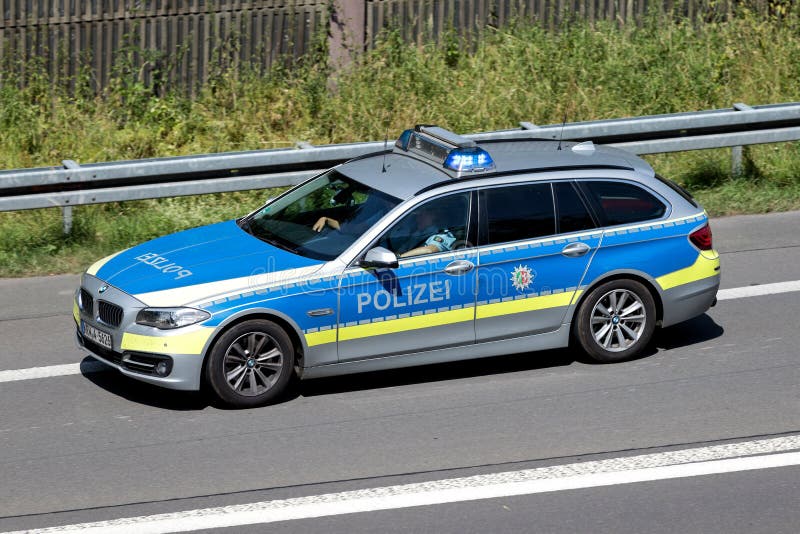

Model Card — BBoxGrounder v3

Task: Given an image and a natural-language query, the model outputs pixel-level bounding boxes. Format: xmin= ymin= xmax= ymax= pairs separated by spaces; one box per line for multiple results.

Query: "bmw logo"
xmin=98 ymin=285 xmax=108 ymax=294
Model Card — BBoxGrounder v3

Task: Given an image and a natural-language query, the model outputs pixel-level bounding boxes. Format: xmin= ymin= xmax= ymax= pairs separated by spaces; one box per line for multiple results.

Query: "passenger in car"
xmin=396 ymin=204 xmax=458 ymax=258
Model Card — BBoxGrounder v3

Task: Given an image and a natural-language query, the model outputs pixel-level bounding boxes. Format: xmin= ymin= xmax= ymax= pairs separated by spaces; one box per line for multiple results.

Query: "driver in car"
xmin=312 ymin=190 xmax=395 ymax=234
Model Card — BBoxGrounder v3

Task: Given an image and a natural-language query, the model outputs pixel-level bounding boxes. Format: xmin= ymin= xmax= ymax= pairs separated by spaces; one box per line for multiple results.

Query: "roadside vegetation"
xmin=1 ymin=8 xmax=799 ymax=277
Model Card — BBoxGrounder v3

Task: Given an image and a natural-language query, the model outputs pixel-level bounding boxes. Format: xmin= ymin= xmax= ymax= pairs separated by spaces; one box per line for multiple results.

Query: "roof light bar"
xmin=418 ymin=126 xmax=476 ymax=148
xmin=395 ymin=125 xmax=495 ymax=176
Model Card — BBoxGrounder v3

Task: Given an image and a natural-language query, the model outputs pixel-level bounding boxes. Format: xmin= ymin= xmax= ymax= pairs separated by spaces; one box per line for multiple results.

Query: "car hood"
xmin=88 ymin=220 xmax=324 ymax=306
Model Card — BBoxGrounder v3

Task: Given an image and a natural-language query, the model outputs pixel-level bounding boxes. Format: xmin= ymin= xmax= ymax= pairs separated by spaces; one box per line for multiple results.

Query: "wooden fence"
xmin=0 ymin=1 xmax=329 ymax=94
xmin=364 ymin=0 xmax=776 ymax=48
xmin=0 ymin=0 xmax=780 ymax=94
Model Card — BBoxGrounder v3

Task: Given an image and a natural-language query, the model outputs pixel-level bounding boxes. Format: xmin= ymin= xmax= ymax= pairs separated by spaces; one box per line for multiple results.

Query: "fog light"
xmin=155 ymin=361 xmax=170 ymax=377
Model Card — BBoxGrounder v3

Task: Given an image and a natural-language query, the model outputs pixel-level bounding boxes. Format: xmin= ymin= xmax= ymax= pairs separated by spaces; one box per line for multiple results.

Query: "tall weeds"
xmin=1 ymin=8 xmax=799 ymax=276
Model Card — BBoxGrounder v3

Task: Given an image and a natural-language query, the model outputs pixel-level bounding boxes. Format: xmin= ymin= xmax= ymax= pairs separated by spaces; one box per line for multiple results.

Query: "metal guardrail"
xmin=2 ymin=102 xmax=800 ymax=216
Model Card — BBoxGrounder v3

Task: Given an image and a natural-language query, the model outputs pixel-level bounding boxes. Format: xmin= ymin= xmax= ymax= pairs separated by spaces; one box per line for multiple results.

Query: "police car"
xmin=75 ymin=126 xmax=720 ymax=407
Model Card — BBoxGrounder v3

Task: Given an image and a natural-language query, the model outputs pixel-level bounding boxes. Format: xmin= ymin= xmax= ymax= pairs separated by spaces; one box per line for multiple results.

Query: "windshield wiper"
xmin=262 ymin=237 xmax=299 ymax=254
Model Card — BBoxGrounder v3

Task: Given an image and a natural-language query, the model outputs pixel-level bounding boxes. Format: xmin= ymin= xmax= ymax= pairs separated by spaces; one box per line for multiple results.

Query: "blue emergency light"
xmin=395 ymin=125 xmax=495 ymax=176
xmin=443 ymin=147 xmax=495 ymax=172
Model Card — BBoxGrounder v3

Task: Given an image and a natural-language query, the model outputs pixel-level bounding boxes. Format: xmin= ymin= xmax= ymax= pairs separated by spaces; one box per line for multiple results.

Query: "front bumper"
xmin=75 ymin=327 xmax=205 ymax=391
xmin=74 ymin=273 xmax=212 ymax=391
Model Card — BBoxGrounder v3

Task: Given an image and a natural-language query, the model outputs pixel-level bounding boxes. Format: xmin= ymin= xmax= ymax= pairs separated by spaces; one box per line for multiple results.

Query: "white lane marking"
xmin=716 ymin=280 xmax=800 ymax=300
xmin=0 ymin=362 xmax=106 ymax=383
xmin=1 ymin=279 xmax=798 ymax=384
xmin=5 ymin=435 xmax=800 ymax=534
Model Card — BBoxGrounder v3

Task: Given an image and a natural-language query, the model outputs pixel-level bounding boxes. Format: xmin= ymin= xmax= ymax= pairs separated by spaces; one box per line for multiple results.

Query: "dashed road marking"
xmin=716 ymin=279 xmax=800 ymax=300
xmin=4 ymin=435 xmax=800 ymax=534
xmin=0 ymin=362 xmax=106 ymax=384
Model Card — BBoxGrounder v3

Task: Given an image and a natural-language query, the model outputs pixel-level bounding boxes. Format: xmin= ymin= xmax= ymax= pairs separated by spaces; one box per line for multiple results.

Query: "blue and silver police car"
xmin=75 ymin=126 xmax=720 ymax=407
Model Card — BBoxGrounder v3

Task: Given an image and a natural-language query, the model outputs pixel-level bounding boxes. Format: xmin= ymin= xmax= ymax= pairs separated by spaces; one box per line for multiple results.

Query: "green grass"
xmin=1 ymin=10 xmax=800 ymax=277
xmin=645 ymin=142 xmax=800 ymax=214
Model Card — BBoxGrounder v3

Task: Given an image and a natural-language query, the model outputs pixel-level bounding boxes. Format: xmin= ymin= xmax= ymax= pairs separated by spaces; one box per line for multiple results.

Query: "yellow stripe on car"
xmin=73 ymin=301 xmax=80 ymax=324
xmin=656 ymin=251 xmax=720 ymax=291
xmin=86 ymin=249 xmax=128 ymax=276
xmin=305 ymin=329 xmax=337 ymax=347
xmin=121 ymin=327 xmax=214 ymax=355
xmin=338 ymin=307 xmax=475 ymax=342
xmin=308 ymin=290 xmax=581 ymax=346
xmin=475 ymin=290 xmax=581 ymax=320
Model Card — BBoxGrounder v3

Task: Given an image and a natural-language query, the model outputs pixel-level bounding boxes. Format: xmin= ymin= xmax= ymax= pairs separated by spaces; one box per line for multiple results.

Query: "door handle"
xmin=561 ymin=242 xmax=591 ymax=257
xmin=444 ymin=259 xmax=474 ymax=275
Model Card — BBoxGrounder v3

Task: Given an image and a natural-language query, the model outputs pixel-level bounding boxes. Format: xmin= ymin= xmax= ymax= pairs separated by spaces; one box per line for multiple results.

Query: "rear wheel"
xmin=206 ymin=319 xmax=294 ymax=407
xmin=575 ymin=279 xmax=656 ymax=363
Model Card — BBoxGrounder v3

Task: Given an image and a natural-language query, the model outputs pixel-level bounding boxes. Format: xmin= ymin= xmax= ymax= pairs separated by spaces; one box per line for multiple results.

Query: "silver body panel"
xmin=302 ymin=324 xmax=572 ymax=380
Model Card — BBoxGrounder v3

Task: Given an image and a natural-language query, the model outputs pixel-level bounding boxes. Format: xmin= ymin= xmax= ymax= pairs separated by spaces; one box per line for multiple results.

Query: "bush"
xmin=1 ymin=8 xmax=800 ymax=276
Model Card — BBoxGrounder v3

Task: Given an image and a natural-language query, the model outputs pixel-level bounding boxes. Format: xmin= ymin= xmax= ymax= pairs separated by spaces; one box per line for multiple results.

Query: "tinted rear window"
xmin=554 ymin=182 xmax=595 ymax=233
xmin=480 ymin=183 xmax=554 ymax=245
xmin=582 ymin=181 xmax=666 ymax=226
xmin=655 ymin=173 xmax=699 ymax=208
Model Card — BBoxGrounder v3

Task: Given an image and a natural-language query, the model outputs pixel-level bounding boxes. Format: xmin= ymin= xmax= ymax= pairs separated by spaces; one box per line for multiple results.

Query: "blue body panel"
xmin=199 ymin=274 xmax=340 ymax=332
xmin=95 ymin=220 xmax=321 ymax=296
xmin=583 ymin=214 xmax=708 ymax=285
xmin=337 ymin=250 xmax=479 ymax=361
xmin=475 ymin=231 xmax=602 ymax=339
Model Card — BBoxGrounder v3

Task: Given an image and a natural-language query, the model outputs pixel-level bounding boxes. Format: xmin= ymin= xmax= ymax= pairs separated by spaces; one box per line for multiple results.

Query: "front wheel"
xmin=206 ymin=319 xmax=295 ymax=407
xmin=575 ymin=279 xmax=656 ymax=363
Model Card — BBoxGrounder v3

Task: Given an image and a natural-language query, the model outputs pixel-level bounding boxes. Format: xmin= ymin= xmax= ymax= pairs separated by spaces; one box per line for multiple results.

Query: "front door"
xmin=337 ymin=192 xmax=477 ymax=362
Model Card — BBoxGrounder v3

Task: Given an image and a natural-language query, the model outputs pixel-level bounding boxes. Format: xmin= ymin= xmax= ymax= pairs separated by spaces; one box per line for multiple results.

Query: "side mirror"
xmin=360 ymin=247 xmax=399 ymax=269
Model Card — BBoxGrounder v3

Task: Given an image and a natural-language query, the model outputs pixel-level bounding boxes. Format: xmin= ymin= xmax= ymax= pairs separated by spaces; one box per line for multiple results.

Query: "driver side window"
xmin=378 ymin=192 xmax=471 ymax=258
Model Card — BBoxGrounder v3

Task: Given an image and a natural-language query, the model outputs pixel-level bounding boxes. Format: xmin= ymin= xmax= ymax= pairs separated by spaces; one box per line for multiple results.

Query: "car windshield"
xmin=240 ymin=170 xmax=401 ymax=261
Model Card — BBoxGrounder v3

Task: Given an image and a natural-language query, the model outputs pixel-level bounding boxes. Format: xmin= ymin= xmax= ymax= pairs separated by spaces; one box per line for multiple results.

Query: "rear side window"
xmin=480 ymin=183 xmax=554 ymax=245
xmin=554 ymin=182 xmax=595 ymax=234
xmin=655 ymin=173 xmax=699 ymax=208
xmin=581 ymin=181 xmax=666 ymax=226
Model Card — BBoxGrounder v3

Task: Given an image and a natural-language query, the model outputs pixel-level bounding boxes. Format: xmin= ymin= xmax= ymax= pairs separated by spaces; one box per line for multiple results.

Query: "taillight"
xmin=689 ymin=223 xmax=713 ymax=250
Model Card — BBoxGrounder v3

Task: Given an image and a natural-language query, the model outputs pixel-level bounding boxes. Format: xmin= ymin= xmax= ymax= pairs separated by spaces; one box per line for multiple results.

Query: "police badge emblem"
xmin=510 ymin=265 xmax=534 ymax=291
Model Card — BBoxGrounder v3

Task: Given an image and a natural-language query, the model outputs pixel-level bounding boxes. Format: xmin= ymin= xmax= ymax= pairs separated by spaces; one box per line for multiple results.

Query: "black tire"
xmin=205 ymin=319 xmax=295 ymax=407
xmin=575 ymin=279 xmax=656 ymax=363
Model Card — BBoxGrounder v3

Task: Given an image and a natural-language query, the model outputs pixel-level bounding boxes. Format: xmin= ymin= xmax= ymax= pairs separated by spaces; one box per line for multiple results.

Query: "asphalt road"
xmin=0 ymin=210 xmax=798 ymax=533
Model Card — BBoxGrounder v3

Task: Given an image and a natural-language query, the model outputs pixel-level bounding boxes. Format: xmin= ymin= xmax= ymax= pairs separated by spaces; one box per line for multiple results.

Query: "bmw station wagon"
xmin=74 ymin=126 xmax=720 ymax=407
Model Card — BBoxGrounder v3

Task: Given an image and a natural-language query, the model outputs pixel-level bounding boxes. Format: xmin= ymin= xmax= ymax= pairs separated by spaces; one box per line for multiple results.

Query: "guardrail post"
xmin=732 ymin=103 xmax=754 ymax=177
xmin=62 ymin=206 xmax=73 ymax=235
xmin=731 ymin=146 xmax=743 ymax=177
xmin=62 ymin=160 xmax=80 ymax=235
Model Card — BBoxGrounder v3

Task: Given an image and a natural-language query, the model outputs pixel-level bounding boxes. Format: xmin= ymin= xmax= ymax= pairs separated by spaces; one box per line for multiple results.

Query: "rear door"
xmin=475 ymin=181 xmax=600 ymax=342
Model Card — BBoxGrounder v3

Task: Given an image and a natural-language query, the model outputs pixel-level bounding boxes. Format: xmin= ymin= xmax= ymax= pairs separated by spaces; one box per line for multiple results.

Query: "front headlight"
xmin=136 ymin=308 xmax=211 ymax=329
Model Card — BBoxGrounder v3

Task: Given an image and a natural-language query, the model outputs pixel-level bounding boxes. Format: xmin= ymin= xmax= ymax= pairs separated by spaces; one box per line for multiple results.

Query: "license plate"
xmin=82 ymin=321 xmax=113 ymax=350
